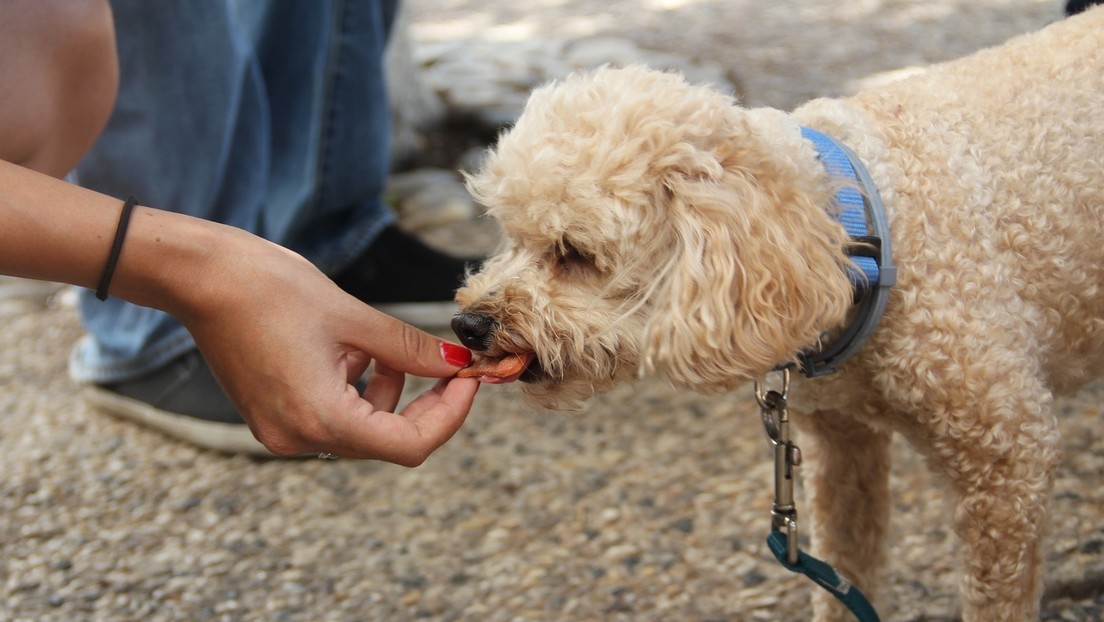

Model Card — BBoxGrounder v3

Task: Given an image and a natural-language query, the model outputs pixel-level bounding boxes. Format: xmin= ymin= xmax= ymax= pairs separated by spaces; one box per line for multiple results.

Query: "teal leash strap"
xmin=755 ymin=370 xmax=881 ymax=622
xmin=765 ymin=532 xmax=881 ymax=622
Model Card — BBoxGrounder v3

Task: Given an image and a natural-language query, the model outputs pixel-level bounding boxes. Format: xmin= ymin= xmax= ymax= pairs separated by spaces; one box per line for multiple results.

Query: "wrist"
xmin=108 ymin=207 xmax=245 ymax=321
xmin=94 ymin=196 xmax=137 ymax=301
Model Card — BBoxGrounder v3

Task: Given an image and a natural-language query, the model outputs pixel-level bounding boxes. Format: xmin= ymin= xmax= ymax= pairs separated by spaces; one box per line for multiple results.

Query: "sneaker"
xmin=83 ymin=350 xmax=272 ymax=456
xmin=333 ymin=224 xmax=480 ymax=327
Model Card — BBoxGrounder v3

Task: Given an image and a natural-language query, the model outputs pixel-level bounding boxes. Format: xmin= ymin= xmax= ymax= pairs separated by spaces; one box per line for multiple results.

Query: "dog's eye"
xmin=555 ymin=239 xmax=592 ymax=271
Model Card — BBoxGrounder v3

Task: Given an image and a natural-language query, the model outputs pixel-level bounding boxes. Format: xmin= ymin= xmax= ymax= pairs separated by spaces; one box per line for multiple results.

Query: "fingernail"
xmin=440 ymin=342 xmax=472 ymax=367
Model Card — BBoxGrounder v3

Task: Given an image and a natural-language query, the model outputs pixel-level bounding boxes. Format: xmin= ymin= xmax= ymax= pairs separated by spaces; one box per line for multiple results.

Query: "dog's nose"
xmin=451 ymin=312 xmax=496 ymax=350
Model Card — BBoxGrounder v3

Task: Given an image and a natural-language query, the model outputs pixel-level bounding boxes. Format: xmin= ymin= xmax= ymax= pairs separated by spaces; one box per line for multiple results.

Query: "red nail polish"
xmin=440 ymin=343 xmax=472 ymax=367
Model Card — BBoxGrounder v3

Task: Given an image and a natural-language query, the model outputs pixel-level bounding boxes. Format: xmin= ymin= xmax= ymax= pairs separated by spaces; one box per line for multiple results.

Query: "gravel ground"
xmin=3 ymin=1 xmax=1103 ymax=621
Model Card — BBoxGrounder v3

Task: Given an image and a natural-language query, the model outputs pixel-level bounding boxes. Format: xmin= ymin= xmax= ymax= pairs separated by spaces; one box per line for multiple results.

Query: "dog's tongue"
xmin=456 ymin=352 xmax=534 ymax=383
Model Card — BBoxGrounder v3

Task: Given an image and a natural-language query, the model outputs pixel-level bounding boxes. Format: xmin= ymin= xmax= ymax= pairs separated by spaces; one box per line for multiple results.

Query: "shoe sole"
xmin=83 ymin=385 xmax=274 ymax=456
xmin=374 ymin=301 xmax=459 ymax=329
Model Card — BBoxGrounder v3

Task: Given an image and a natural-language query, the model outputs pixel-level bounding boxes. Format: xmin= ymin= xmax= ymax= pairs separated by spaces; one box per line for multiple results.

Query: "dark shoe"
xmin=1066 ymin=0 xmax=1102 ymax=16
xmin=83 ymin=350 xmax=271 ymax=456
xmin=333 ymin=224 xmax=480 ymax=327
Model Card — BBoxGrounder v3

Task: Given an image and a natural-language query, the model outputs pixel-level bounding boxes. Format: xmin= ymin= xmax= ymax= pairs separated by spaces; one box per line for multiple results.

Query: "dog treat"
xmin=456 ymin=352 xmax=533 ymax=379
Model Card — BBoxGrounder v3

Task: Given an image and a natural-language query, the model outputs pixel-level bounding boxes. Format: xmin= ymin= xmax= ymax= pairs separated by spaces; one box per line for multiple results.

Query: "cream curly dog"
xmin=452 ymin=8 xmax=1104 ymax=621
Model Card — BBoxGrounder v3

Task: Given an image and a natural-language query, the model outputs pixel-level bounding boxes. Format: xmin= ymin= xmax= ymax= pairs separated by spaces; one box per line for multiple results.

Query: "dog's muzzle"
xmin=451 ymin=312 xmax=544 ymax=383
xmin=451 ymin=312 xmax=496 ymax=350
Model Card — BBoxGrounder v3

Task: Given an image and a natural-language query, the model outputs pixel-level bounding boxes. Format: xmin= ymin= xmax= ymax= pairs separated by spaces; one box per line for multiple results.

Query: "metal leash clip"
xmin=755 ymin=368 xmax=802 ymax=565
xmin=752 ymin=369 xmax=881 ymax=621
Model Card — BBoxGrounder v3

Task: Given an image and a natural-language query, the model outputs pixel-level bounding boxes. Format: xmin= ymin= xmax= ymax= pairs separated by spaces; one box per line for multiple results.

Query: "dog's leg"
xmin=802 ymin=412 xmax=893 ymax=622
xmin=882 ymin=342 xmax=1061 ymax=622
xmin=931 ymin=377 xmax=1060 ymax=622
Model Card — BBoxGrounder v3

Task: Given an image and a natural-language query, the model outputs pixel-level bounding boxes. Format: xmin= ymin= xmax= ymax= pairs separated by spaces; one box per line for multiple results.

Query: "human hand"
xmin=0 ymin=167 xmax=479 ymax=464
xmin=150 ymin=218 xmax=480 ymax=465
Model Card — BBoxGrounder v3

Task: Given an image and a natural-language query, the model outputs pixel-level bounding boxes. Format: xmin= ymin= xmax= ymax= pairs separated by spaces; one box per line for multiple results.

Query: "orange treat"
xmin=456 ymin=352 xmax=533 ymax=379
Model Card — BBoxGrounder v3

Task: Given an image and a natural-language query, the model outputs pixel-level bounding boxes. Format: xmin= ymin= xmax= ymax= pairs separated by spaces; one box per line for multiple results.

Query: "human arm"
xmin=0 ymin=159 xmax=480 ymax=465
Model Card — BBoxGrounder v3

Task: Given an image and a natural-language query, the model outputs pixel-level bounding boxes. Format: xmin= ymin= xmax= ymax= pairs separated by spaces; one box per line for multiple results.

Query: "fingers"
xmin=243 ymin=296 xmax=480 ymax=464
xmin=347 ymin=304 xmax=472 ymax=378
xmin=326 ymin=377 xmax=481 ymax=466
xmin=404 ymin=377 xmax=481 ymax=462
xmin=362 ymin=361 xmax=405 ymax=413
xmin=344 ymin=350 xmax=372 ymax=384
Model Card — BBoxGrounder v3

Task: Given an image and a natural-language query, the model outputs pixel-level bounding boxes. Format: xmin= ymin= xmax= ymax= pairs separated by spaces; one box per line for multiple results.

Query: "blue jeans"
xmin=70 ymin=0 xmax=399 ymax=383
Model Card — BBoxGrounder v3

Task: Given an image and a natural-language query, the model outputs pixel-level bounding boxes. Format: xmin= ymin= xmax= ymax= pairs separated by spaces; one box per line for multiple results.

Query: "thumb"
xmin=352 ymin=304 xmax=472 ymax=377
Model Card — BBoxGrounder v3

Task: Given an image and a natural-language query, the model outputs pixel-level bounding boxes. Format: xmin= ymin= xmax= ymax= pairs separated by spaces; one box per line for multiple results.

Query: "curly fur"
xmin=455 ymin=8 xmax=1104 ymax=620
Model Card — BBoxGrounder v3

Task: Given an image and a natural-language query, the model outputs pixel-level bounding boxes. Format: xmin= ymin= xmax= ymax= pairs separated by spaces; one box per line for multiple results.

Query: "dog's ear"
xmin=639 ymin=164 xmax=856 ymax=391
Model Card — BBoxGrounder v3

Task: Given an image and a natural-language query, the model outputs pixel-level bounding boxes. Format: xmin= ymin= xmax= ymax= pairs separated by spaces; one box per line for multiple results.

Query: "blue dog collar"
xmin=792 ymin=127 xmax=897 ymax=377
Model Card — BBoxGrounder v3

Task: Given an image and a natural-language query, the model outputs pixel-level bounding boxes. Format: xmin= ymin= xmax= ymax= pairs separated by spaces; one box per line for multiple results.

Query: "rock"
xmin=387 ymin=168 xmax=479 ymax=233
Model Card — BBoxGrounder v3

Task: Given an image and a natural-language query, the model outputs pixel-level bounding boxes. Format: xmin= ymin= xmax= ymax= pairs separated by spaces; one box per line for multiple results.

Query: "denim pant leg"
xmin=70 ymin=0 xmax=398 ymax=383
xmin=242 ymin=0 xmax=399 ymax=270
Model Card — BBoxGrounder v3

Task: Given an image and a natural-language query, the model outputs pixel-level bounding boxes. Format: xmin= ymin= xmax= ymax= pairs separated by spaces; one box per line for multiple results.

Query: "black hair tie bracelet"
xmin=95 ymin=196 xmax=138 ymax=301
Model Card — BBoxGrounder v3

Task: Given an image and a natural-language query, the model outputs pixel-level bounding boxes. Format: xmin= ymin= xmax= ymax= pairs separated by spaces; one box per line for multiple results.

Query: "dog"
xmin=451 ymin=8 xmax=1104 ymax=621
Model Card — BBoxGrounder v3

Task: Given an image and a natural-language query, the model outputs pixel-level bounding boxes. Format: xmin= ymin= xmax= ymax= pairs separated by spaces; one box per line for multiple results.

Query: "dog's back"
xmin=798 ymin=6 xmax=1104 ymax=395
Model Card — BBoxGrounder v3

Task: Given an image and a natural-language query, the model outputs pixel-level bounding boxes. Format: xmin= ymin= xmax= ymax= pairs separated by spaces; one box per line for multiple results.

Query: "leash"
xmin=750 ymin=128 xmax=894 ymax=620
xmin=755 ymin=370 xmax=881 ymax=622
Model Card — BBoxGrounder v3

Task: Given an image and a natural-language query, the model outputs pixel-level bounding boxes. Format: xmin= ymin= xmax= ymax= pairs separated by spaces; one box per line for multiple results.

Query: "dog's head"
xmin=454 ymin=66 xmax=856 ymax=407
